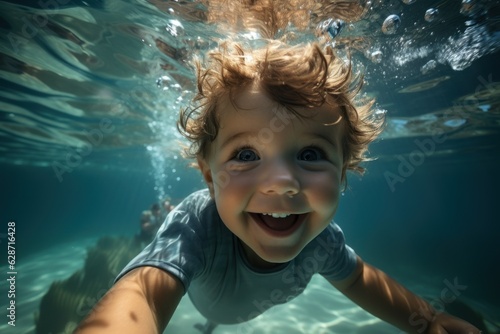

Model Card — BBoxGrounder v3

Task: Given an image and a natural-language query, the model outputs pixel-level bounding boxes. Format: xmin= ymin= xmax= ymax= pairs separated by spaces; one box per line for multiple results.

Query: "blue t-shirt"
xmin=116 ymin=189 xmax=357 ymax=324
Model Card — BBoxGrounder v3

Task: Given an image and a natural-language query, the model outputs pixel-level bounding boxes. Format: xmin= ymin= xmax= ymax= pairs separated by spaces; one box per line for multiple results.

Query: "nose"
xmin=260 ymin=159 xmax=300 ymax=197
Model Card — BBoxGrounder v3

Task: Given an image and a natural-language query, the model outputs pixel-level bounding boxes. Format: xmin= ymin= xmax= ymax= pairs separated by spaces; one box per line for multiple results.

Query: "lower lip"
xmin=249 ymin=213 xmax=307 ymax=238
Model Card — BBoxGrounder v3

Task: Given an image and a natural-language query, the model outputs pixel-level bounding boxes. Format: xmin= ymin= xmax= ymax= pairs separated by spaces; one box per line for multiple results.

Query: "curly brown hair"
xmin=177 ymin=40 xmax=384 ymax=184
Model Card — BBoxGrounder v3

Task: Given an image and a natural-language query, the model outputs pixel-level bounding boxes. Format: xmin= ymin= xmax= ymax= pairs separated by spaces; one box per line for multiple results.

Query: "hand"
xmin=427 ymin=312 xmax=481 ymax=334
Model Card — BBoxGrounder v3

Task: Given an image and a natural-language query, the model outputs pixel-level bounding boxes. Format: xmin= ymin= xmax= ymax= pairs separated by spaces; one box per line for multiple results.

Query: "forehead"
xmin=216 ymin=88 xmax=344 ymax=136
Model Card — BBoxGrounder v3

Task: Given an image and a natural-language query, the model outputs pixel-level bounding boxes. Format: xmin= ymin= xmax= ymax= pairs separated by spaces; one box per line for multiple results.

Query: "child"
xmin=76 ymin=41 xmax=480 ymax=334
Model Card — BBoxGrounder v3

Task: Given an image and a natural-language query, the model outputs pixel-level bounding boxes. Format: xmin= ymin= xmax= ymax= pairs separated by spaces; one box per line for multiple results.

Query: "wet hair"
xmin=177 ymin=40 xmax=384 ymax=184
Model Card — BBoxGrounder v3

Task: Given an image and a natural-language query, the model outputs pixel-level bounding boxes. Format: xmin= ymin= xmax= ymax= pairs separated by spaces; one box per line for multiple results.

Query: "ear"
xmin=197 ymin=157 xmax=215 ymax=198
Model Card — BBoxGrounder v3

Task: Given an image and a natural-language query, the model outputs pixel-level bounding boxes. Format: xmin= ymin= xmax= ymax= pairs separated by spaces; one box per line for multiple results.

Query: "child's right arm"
xmin=75 ymin=266 xmax=184 ymax=334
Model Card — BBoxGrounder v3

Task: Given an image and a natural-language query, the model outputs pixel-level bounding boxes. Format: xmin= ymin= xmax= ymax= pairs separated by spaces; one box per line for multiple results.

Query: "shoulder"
xmin=306 ymin=221 xmax=358 ymax=281
xmin=310 ymin=221 xmax=348 ymax=252
xmin=156 ymin=188 xmax=226 ymax=247
xmin=160 ymin=189 xmax=215 ymax=229
xmin=116 ymin=189 xmax=219 ymax=290
xmin=175 ymin=188 xmax=213 ymax=214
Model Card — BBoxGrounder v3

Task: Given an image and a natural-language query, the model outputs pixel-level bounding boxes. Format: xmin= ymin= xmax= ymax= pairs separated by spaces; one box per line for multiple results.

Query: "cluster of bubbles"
xmin=149 ymin=75 xmax=186 ymax=202
xmin=380 ymin=8 xmax=439 ymax=35
xmin=314 ymin=0 xmax=495 ymax=72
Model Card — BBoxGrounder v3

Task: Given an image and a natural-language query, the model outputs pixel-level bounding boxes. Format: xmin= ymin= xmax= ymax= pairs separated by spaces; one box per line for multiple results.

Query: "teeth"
xmin=263 ymin=213 xmax=291 ymax=218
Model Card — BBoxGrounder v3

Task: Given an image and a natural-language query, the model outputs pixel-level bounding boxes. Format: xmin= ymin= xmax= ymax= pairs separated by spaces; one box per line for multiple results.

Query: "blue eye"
xmin=298 ymin=147 xmax=326 ymax=161
xmin=235 ymin=148 xmax=259 ymax=162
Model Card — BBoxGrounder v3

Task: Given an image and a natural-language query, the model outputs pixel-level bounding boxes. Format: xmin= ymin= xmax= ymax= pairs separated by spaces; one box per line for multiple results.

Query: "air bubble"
xmin=420 ymin=60 xmax=437 ymax=74
xmin=370 ymin=50 xmax=383 ymax=63
xmin=156 ymin=76 xmax=171 ymax=88
xmin=373 ymin=108 xmax=387 ymax=121
xmin=424 ymin=8 xmax=439 ymax=22
xmin=315 ymin=18 xmax=345 ymax=44
xmin=382 ymin=15 xmax=401 ymax=35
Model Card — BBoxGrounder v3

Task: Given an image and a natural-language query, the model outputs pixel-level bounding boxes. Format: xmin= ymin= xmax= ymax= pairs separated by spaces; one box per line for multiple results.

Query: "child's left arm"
xmin=329 ymin=256 xmax=480 ymax=334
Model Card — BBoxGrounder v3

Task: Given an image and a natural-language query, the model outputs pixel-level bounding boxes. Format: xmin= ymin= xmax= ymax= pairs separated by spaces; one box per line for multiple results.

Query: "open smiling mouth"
xmin=248 ymin=212 xmax=307 ymax=236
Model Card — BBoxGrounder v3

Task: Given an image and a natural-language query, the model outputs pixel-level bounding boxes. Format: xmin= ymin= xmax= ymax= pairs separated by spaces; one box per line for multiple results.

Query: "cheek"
xmin=315 ymin=186 xmax=339 ymax=209
xmin=213 ymin=172 xmax=254 ymax=207
xmin=220 ymin=169 xmax=256 ymax=192
xmin=306 ymin=172 xmax=341 ymax=206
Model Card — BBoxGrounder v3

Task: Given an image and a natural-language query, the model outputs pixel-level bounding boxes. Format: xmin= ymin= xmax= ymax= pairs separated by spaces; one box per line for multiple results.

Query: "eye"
xmin=234 ymin=148 xmax=259 ymax=162
xmin=298 ymin=146 xmax=326 ymax=161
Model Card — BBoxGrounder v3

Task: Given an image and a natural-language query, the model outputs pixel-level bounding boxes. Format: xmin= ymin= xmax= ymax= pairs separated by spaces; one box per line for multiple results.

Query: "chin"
xmin=257 ymin=244 xmax=304 ymax=264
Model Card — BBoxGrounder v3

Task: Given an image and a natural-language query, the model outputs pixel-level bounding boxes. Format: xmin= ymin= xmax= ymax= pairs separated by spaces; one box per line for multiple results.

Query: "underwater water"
xmin=1 ymin=0 xmax=499 ymax=333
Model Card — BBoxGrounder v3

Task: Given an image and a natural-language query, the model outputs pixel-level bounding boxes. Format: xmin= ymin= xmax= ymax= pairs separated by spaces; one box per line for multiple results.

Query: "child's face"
xmin=198 ymin=87 xmax=344 ymax=269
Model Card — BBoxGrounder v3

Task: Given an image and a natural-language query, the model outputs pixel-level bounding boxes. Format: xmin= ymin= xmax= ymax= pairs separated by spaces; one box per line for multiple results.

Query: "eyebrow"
xmin=218 ymin=131 xmax=256 ymax=152
xmin=218 ymin=130 xmax=342 ymax=154
xmin=304 ymin=132 xmax=342 ymax=151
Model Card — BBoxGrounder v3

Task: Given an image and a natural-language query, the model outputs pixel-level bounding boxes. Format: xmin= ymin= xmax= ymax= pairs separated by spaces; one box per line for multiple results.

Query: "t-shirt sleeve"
xmin=115 ymin=192 xmax=208 ymax=293
xmin=317 ymin=221 xmax=358 ymax=281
